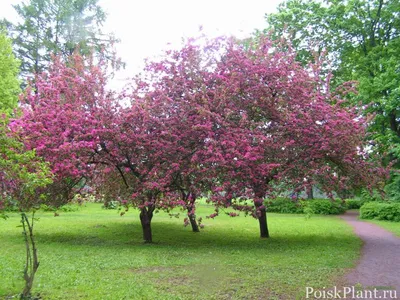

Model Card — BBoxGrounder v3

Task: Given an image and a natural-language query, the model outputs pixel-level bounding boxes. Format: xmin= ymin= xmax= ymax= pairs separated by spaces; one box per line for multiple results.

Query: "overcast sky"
xmin=0 ymin=0 xmax=283 ymax=88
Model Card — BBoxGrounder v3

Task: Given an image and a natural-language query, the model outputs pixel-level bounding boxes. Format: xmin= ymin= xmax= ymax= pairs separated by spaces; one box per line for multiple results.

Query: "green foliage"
xmin=0 ymin=29 xmax=20 ymax=116
xmin=262 ymin=0 xmax=400 ymax=166
xmin=266 ymin=198 xmax=303 ymax=213
xmin=345 ymin=199 xmax=363 ymax=209
xmin=360 ymin=202 xmax=400 ymax=222
xmin=303 ymin=199 xmax=347 ymax=215
xmin=343 ymin=192 xmax=387 ymax=210
xmin=266 ymin=198 xmax=347 ymax=215
xmin=40 ymin=203 xmax=80 ymax=213
xmin=384 ymin=173 xmax=400 ymax=202
xmin=360 ymin=189 xmax=385 ymax=203
xmin=102 ymin=200 xmax=120 ymax=210
xmin=0 ymin=114 xmax=53 ymax=299
xmin=0 ymin=203 xmax=361 ymax=299
xmin=3 ymin=0 xmax=122 ymax=81
xmin=0 ymin=116 xmax=53 ymax=212
xmin=2 ymin=197 xmax=19 ymax=212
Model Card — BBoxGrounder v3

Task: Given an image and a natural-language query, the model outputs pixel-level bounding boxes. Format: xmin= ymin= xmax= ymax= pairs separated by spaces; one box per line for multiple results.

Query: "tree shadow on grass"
xmin=11 ymin=220 xmax=358 ymax=254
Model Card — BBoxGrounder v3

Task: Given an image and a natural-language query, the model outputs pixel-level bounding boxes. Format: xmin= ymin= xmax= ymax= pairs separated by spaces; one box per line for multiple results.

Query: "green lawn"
xmin=0 ymin=203 xmax=360 ymax=299
xmin=368 ymin=220 xmax=400 ymax=237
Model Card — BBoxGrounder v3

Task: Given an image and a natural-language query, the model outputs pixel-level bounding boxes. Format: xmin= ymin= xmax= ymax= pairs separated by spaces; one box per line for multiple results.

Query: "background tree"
xmin=0 ymin=118 xmax=52 ymax=299
xmin=0 ymin=36 xmax=57 ymax=296
xmin=2 ymin=0 xmax=122 ymax=82
xmin=0 ymin=29 xmax=20 ymax=116
xmin=262 ymin=0 xmax=400 ymax=163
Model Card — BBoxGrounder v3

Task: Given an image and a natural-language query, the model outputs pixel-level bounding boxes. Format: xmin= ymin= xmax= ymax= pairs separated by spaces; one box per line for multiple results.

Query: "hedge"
xmin=266 ymin=198 xmax=347 ymax=215
xmin=360 ymin=202 xmax=400 ymax=222
xmin=345 ymin=199 xmax=363 ymax=209
xmin=303 ymin=199 xmax=347 ymax=215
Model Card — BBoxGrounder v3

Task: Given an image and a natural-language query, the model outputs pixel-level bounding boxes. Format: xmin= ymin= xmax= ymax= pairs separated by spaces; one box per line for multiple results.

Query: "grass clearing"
xmin=0 ymin=203 xmax=360 ymax=299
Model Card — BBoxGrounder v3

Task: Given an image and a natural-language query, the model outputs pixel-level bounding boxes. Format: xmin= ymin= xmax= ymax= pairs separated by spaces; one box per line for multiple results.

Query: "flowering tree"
xmin=17 ymin=37 xmax=386 ymax=242
xmin=15 ymin=53 xmax=115 ymax=205
xmin=205 ymin=37 xmax=386 ymax=237
xmin=17 ymin=53 xmax=194 ymax=243
xmin=109 ymin=36 xmax=386 ymax=239
xmin=125 ymin=41 xmax=224 ymax=233
xmin=139 ymin=36 xmax=386 ymax=238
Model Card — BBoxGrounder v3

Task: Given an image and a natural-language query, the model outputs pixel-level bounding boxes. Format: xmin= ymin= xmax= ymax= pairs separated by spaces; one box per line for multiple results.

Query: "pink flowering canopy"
xmin=202 ymin=37 xmax=386 ymax=236
xmin=14 ymin=54 xmax=118 ymax=205
xmin=15 ymin=36 xmax=386 ymax=241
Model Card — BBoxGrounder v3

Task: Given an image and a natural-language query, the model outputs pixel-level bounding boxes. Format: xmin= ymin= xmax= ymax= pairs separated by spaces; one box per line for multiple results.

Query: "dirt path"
xmin=340 ymin=210 xmax=400 ymax=299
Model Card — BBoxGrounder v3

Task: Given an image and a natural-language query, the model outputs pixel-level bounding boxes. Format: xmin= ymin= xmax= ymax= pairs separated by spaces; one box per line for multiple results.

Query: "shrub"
xmin=40 ymin=203 xmax=80 ymax=212
xmin=385 ymin=174 xmax=400 ymax=202
xmin=102 ymin=200 xmax=120 ymax=210
xmin=3 ymin=197 xmax=19 ymax=212
xmin=72 ymin=193 xmax=97 ymax=204
xmin=345 ymin=199 xmax=363 ymax=209
xmin=59 ymin=204 xmax=80 ymax=212
xmin=360 ymin=202 xmax=400 ymax=222
xmin=266 ymin=198 xmax=346 ymax=215
xmin=303 ymin=199 xmax=347 ymax=215
xmin=360 ymin=189 xmax=384 ymax=203
xmin=266 ymin=198 xmax=303 ymax=214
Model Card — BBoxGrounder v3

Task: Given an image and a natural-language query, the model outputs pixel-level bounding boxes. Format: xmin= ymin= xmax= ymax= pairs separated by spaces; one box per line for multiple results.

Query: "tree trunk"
xmin=254 ymin=193 xmax=269 ymax=238
xmin=21 ymin=212 xmax=39 ymax=299
xmin=389 ymin=111 xmax=400 ymax=137
xmin=139 ymin=206 xmax=154 ymax=243
xmin=185 ymin=193 xmax=200 ymax=233
xmin=257 ymin=206 xmax=270 ymax=238
xmin=306 ymin=186 xmax=314 ymax=199
xmin=188 ymin=209 xmax=200 ymax=232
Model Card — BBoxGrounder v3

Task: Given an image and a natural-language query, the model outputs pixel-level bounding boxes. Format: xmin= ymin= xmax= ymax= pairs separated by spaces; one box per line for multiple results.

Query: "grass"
xmin=368 ymin=220 xmax=400 ymax=237
xmin=0 ymin=202 xmax=361 ymax=299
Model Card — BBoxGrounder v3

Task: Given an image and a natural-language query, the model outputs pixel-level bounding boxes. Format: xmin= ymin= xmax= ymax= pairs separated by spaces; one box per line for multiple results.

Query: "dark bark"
xmin=21 ymin=212 xmax=39 ymax=299
xmin=306 ymin=186 xmax=314 ymax=199
xmin=139 ymin=206 xmax=154 ymax=243
xmin=257 ymin=205 xmax=270 ymax=238
xmin=254 ymin=188 xmax=269 ymax=238
xmin=188 ymin=209 xmax=200 ymax=232
xmin=181 ymin=190 xmax=200 ymax=233
xmin=389 ymin=111 xmax=400 ymax=137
